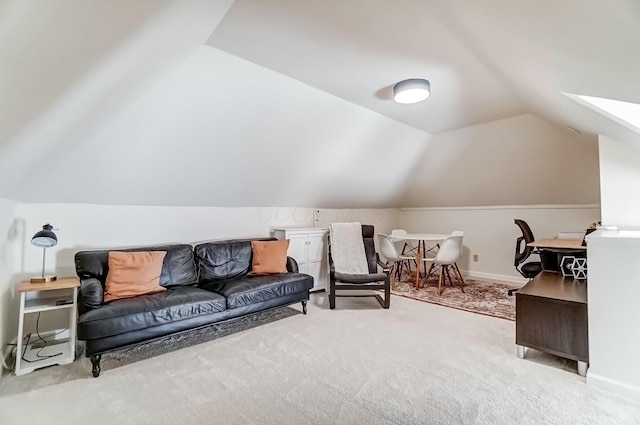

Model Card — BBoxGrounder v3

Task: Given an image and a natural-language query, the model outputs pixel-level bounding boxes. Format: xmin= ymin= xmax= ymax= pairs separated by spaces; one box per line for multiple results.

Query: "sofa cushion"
xmin=77 ymin=286 xmax=226 ymax=340
xmin=194 ymin=238 xmax=275 ymax=282
xmin=104 ymin=251 xmax=167 ymax=302
xmin=250 ymin=240 xmax=290 ymax=275
xmin=75 ymin=244 xmax=198 ymax=288
xmin=199 ymin=273 xmax=314 ymax=309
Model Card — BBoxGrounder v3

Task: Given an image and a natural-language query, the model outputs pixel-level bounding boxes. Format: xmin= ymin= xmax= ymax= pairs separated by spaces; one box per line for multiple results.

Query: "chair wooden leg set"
xmin=329 ymin=274 xmax=391 ymax=309
xmin=419 ymin=231 xmax=466 ymax=296
xmin=421 ymin=262 xmax=465 ymax=296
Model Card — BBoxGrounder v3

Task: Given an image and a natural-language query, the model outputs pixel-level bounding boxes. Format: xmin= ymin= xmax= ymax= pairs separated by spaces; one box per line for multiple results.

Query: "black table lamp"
xmin=31 ymin=223 xmax=58 ymax=283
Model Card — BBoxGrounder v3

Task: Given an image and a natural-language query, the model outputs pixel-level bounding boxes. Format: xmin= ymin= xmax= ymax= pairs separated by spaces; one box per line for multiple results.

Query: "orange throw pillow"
xmin=250 ymin=240 xmax=290 ymax=275
xmin=104 ymin=251 xmax=167 ymax=302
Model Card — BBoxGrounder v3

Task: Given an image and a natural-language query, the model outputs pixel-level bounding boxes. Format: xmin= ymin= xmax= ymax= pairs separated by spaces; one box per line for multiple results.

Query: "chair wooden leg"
xmin=420 ymin=263 xmax=435 ymax=288
xmin=390 ymin=263 xmax=397 ymax=289
xmin=423 ymin=254 xmax=428 ymax=276
xmin=452 ymin=263 xmax=465 ymax=293
xmin=329 ymin=280 xmax=336 ymax=309
xmin=384 ymin=275 xmax=391 ymax=308
xmin=437 ymin=265 xmax=444 ymax=296
xmin=444 ymin=265 xmax=453 ymax=287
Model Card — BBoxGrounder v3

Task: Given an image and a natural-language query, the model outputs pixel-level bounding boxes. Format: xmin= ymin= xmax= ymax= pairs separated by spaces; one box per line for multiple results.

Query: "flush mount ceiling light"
xmin=393 ymin=78 xmax=431 ymax=104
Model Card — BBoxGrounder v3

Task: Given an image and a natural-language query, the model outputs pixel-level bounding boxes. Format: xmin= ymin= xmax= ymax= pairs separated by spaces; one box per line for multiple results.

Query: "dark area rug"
xmin=0 ymin=306 xmax=299 ymax=396
xmin=102 ymin=305 xmax=298 ymax=369
xmin=390 ymin=271 xmax=516 ymax=321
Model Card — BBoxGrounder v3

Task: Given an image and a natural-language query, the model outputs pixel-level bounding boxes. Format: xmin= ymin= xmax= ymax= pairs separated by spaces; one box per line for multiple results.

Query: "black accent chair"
xmin=328 ymin=224 xmax=391 ymax=309
xmin=509 ymin=219 xmax=543 ymax=296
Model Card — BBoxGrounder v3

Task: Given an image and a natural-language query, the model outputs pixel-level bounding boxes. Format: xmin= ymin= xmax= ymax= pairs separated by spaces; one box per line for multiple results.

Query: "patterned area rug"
xmin=390 ymin=270 xmax=516 ymax=321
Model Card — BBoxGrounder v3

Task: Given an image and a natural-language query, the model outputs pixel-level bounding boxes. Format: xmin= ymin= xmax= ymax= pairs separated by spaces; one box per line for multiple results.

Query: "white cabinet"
xmin=273 ymin=228 xmax=328 ymax=292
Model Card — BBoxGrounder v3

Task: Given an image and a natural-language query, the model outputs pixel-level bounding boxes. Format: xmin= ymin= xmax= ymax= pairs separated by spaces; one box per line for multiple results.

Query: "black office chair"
xmin=509 ymin=219 xmax=543 ymax=296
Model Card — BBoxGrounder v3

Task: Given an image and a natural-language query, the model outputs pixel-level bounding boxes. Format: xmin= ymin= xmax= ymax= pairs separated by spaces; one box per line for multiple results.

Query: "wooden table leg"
xmin=415 ymin=241 xmax=422 ymax=289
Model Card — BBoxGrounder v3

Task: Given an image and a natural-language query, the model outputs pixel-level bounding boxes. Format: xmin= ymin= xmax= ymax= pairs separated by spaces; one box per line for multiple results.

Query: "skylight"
xmin=563 ymin=92 xmax=640 ymax=133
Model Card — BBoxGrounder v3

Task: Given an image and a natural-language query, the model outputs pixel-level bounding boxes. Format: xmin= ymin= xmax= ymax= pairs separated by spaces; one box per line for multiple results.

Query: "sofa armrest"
xmin=78 ymin=277 xmax=104 ymax=315
xmin=286 ymin=256 xmax=299 ymax=273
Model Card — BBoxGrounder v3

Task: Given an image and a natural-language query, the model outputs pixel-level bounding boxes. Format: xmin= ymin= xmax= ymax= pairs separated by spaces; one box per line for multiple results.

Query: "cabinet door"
xmin=285 ymin=233 xmax=308 ymax=273
xmin=306 ymin=232 xmax=328 ymax=290
xmin=307 ymin=232 xmax=326 ymax=262
xmin=307 ymin=260 xmax=327 ymax=290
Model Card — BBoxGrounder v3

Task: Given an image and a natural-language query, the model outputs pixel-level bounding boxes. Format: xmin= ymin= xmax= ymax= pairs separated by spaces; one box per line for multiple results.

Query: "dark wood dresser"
xmin=515 ymin=272 xmax=588 ymax=375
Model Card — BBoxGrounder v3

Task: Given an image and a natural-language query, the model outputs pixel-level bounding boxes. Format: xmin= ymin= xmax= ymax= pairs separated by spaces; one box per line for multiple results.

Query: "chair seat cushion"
xmin=77 ymin=286 xmax=226 ymax=340
xmin=521 ymin=261 xmax=543 ymax=278
xmin=200 ymin=273 xmax=313 ymax=309
xmin=334 ymin=272 xmax=388 ymax=284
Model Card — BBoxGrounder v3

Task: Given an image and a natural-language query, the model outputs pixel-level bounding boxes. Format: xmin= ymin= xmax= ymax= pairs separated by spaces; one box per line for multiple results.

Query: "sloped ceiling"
xmin=1 ymin=0 xmax=632 ymax=207
xmin=207 ymin=0 xmax=527 ymax=134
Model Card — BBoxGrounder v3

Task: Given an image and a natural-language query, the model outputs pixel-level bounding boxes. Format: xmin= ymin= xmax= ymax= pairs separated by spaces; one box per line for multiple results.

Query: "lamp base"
xmin=30 ymin=275 xmax=57 ymax=283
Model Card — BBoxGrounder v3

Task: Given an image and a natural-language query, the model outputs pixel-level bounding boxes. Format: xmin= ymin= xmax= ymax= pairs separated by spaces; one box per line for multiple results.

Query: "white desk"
xmin=391 ymin=233 xmax=449 ymax=287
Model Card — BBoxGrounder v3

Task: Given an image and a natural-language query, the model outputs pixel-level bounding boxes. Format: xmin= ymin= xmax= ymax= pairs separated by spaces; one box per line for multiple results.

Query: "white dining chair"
xmin=378 ymin=234 xmax=416 ymax=283
xmin=390 ymin=228 xmax=418 ymax=257
xmin=421 ymin=231 xmax=465 ymax=295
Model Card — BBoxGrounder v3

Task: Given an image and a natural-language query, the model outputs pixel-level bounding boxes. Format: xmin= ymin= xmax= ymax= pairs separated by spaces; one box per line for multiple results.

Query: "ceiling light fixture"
xmin=393 ymin=78 xmax=431 ymax=104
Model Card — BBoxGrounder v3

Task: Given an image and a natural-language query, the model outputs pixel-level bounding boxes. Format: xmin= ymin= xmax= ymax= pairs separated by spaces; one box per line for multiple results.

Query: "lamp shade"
xmin=31 ymin=224 xmax=58 ymax=248
xmin=393 ymin=78 xmax=431 ymax=104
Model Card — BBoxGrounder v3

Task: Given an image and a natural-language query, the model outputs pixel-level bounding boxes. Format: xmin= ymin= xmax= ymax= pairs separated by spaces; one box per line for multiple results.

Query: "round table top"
xmin=390 ymin=233 xmax=449 ymax=241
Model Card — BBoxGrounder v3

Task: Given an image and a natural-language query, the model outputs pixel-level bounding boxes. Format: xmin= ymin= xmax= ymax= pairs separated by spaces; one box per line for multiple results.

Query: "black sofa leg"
xmin=91 ymin=354 xmax=102 ymax=378
xmin=302 ymin=300 xmax=307 ymax=315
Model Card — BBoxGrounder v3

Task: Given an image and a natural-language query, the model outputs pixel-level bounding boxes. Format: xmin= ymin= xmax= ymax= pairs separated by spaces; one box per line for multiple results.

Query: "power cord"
xmin=21 ymin=312 xmax=67 ymax=363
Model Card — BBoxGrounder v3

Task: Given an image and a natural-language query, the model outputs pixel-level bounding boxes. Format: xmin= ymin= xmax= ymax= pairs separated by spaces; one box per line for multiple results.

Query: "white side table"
xmin=14 ymin=277 xmax=79 ymax=375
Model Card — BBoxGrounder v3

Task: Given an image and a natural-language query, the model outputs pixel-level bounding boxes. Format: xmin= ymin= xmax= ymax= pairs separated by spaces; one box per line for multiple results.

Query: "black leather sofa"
xmin=74 ymin=238 xmax=313 ymax=377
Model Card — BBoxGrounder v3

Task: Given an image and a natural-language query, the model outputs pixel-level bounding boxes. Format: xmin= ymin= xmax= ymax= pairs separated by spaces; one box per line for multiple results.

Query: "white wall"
xmin=586 ymin=230 xmax=640 ymax=399
xmin=598 ymin=134 xmax=640 ymax=228
xmin=0 ymin=197 xmax=16 ymax=375
xmin=586 ymin=135 xmax=640 ymax=399
xmin=402 ymin=114 xmax=601 ymax=207
xmin=0 ymin=0 xmax=235 ymax=195
xmin=11 ymin=203 xmax=399 ymax=279
xmin=400 ymin=205 xmax=600 ymax=282
xmin=3 ymin=202 xmax=398 ymax=346
xmin=6 ymin=45 xmax=431 ymax=208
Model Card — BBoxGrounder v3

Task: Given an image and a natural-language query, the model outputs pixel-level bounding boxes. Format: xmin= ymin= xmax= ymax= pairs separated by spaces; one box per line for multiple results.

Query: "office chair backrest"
xmin=514 ymin=219 xmax=535 ymax=267
xmin=378 ymin=234 xmax=401 ymax=262
xmin=435 ymin=231 xmax=464 ymax=265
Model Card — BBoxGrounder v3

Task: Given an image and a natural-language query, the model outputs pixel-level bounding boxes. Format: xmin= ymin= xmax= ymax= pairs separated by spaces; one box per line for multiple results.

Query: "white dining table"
xmin=390 ymin=233 xmax=449 ymax=288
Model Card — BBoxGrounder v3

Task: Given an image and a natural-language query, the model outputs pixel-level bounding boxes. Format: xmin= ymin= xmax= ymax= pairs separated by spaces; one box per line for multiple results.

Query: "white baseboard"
xmin=461 ymin=270 xmax=527 ymax=285
xmin=587 ymin=372 xmax=640 ymax=400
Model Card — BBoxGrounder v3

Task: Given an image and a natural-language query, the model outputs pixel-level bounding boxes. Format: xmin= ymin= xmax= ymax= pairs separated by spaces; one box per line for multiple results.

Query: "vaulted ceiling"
xmin=2 ymin=0 xmax=636 ymax=207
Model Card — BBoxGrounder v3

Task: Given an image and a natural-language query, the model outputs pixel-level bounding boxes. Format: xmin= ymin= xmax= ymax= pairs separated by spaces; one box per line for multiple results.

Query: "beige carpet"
xmin=1 ymin=293 xmax=639 ymax=425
